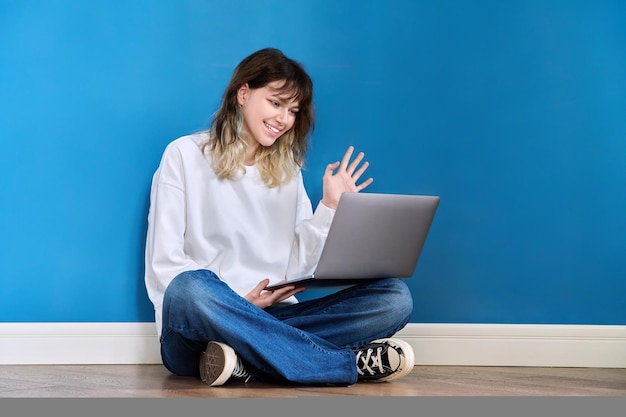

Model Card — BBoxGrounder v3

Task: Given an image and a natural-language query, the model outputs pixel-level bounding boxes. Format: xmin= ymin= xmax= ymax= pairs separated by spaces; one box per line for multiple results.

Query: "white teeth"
xmin=264 ymin=122 xmax=279 ymax=133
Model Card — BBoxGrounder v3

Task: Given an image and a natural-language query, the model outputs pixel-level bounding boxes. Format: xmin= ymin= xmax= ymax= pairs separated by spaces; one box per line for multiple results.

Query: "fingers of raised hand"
xmin=325 ymin=161 xmax=340 ymax=175
xmin=350 ymin=158 xmax=369 ymax=181
xmin=355 ymin=176 xmax=374 ymax=191
xmin=346 ymin=151 xmax=366 ymax=176
xmin=339 ymin=146 xmax=355 ymax=170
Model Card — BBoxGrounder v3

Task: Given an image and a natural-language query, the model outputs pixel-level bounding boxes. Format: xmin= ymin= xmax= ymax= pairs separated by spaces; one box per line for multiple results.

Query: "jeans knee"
xmin=164 ymin=269 xmax=219 ymax=305
xmin=379 ymin=278 xmax=414 ymax=324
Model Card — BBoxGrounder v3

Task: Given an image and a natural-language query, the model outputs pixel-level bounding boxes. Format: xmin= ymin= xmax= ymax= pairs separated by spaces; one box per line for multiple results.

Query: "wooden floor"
xmin=0 ymin=365 xmax=624 ymax=397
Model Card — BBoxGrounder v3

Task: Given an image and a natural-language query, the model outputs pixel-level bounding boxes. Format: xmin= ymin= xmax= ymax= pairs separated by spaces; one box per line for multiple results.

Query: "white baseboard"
xmin=396 ymin=323 xmax=626 ymax=368
xmin=1 ymin=322 xmax=624 ymax=367
xmin=0 ymin=323 xmax=162 ymax=365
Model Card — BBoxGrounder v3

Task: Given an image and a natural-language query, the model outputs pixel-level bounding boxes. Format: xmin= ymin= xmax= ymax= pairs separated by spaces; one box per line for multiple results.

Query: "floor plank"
xmin=0 ymin=365 xmax=624 ymax=397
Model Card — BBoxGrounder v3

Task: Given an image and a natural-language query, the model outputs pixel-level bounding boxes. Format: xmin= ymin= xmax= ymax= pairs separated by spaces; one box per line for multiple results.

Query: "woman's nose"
xmin=276 ymin=108 xmax=288 ymax=125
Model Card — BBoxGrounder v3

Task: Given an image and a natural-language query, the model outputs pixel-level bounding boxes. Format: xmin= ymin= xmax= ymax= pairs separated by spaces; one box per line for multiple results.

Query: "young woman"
xmin=144 ymin=48 xmax=415 ymax=386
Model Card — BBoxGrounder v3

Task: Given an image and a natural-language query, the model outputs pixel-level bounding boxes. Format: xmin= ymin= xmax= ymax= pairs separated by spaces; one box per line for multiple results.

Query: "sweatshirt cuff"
xmin=311 ymin=201 xmax=336 ymax=235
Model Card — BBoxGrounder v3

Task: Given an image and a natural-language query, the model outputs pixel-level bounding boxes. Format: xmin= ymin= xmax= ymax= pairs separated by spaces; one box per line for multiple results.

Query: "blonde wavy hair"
xmin=201 ymin=48 xmax=314 ymax=188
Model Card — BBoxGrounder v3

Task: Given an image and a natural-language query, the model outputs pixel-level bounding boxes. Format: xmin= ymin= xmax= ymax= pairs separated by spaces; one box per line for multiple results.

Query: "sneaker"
xmin=353 ymin=338 xmax=415 ymax=382
xmin=199 ymin=341 xmax=252 ymax=386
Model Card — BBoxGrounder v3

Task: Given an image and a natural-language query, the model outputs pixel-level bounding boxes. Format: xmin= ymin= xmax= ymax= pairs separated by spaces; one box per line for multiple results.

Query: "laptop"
xmin=265 ymin=192 xmax=440 ymax=291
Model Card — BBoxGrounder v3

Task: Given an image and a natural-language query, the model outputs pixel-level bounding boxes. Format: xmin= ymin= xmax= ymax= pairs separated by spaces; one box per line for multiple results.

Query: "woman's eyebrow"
xmin=271 ymin=94 xmax=300 ymax=107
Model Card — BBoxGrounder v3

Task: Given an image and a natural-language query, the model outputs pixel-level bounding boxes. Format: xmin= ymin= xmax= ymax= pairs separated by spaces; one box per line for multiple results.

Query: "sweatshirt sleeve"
xmin=285 ymin=177 xmax=335 ymax=279
xmin=144 ymin=142 xmax=204 ymax=312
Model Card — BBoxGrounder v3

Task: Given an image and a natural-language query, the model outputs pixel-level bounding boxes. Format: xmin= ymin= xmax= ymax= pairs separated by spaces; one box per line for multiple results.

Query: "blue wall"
xmin=1 ymin=0 xmax=624 ymax=325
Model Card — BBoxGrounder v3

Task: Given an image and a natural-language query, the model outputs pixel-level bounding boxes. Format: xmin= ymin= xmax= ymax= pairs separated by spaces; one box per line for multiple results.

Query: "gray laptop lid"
xmin=314 ymin=192 xmax=439 ymax=280
xmin=266 ymin=192 xmax=439 ymax=290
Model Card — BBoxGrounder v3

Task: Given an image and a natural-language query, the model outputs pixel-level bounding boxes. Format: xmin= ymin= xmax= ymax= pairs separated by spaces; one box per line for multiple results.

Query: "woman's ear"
xmin=237 ymin=83 xmax=249 ymax=106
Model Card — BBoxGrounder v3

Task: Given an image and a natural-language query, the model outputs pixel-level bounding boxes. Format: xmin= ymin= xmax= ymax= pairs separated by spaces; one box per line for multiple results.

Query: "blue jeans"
xmin=160 ymin=269 xmax=413 ymax=385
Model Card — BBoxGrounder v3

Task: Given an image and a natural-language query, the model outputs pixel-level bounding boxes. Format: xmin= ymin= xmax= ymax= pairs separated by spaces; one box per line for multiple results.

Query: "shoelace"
xmin=232 ymin=358 xmax=252 ymax=383
xmin=356 ymin=347 xmax=384 ymax=376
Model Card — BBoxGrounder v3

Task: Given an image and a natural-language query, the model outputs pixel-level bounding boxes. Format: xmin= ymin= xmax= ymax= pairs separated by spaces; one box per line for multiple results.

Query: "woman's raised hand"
xmin=321 ymin=146 xmax=373 ymax=210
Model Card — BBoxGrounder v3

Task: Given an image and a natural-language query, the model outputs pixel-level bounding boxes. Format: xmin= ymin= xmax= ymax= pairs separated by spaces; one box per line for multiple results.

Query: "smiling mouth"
xmin=264 ymin=122 xmax=280 ymax=134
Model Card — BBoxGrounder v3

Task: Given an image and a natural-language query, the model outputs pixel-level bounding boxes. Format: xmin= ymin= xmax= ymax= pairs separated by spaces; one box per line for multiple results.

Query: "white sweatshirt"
xmin=144 ymin=132 xmax=335 ymax=336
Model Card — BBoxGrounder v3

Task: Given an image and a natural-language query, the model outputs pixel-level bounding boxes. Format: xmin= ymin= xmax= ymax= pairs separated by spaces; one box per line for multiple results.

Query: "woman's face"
xmin=237 ymin=80 xmax=300 ymax=158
